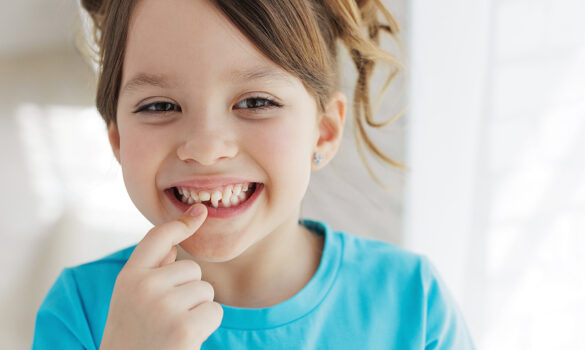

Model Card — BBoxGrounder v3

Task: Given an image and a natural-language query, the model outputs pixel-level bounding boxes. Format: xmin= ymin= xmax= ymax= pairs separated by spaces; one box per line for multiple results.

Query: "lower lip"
xmin=166 ymin=184 xmax=264 ymax=219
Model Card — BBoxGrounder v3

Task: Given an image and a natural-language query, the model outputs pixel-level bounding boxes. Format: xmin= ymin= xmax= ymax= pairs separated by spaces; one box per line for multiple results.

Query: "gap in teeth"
xmin=177 ymin=183 xmax=253 ymax=208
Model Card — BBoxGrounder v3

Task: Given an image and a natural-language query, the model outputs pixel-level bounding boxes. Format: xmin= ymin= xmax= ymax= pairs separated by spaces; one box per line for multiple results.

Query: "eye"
xmin=133 ymin=101 xmax=181 ymax=114
xmin=233 ymin=97 xmax=281 ymax=110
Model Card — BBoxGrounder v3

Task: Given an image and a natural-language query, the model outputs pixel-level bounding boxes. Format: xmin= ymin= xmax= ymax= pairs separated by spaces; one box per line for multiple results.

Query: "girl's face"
xmin=110 ymin=0 xmax=332 ymax=262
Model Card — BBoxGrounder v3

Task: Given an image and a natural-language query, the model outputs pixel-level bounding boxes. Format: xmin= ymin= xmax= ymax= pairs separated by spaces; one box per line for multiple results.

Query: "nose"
xmin=176 ymin=115 xmax=238 ymax=166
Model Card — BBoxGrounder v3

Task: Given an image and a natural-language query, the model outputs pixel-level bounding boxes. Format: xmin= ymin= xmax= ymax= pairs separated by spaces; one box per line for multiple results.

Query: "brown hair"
xmin=80 ymin=0 xmax=407 ymax=186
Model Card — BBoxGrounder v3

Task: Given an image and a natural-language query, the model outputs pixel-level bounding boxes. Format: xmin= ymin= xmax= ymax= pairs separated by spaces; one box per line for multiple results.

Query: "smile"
xmin=174 ymin=182 xmax=256 ymax=208
xmin=165 ymin=182 xmax=263 ymax=218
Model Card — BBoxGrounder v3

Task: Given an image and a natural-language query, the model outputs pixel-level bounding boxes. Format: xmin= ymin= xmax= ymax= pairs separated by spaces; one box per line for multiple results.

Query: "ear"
xmin=312 ymin=91 xmax=346 ymax=170
xmin=107 ymin=122 xmax=121 ymax=164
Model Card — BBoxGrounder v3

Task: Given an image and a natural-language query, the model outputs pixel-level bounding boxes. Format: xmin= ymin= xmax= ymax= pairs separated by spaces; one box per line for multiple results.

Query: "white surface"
xmin=1 ymin=0 xmax=80 ymax=57
xmin=406 ymin=0 xmax=585 ymax=348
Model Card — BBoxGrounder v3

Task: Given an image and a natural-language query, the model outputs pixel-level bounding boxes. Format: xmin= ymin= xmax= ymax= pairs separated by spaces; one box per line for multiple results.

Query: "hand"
xmin=100 ymin=204 xmax=223 ymax=350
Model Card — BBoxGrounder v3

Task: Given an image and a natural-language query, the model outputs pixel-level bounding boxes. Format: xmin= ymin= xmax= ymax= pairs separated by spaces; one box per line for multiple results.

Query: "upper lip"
xmin=168 ymin=177 xmax=257 ymax=191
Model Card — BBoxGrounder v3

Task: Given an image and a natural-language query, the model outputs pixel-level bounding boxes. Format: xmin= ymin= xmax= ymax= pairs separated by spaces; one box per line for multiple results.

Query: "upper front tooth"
xmin=189 ymin=190 xmax=200 ymax=202
xmin=199 ymin=190 xmax=211 ymax=201
xmin=222 ymin=185 xmax=233 ymax=206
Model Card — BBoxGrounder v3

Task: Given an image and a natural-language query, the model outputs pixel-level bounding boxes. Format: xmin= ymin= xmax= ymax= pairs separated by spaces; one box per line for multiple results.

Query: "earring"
xmin=313 ymin=152 xmax=324 ymax=165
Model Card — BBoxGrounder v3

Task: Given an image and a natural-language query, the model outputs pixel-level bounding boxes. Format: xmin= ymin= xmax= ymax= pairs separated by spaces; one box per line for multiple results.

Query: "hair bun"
xmin=81 ymin=0 xmax=103 ymax=14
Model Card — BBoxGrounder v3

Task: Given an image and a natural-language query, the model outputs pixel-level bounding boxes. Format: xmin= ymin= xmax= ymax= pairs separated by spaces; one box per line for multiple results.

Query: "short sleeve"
xmin=420 ymin=256 xmax=476 ymax=350
xmin=31 ymin=269 xmax=96 ymax=350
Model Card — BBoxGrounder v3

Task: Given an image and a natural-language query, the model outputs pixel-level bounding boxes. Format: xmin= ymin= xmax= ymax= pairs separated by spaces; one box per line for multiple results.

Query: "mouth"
xmin=165 ymin=182 xmax=263 ymax=218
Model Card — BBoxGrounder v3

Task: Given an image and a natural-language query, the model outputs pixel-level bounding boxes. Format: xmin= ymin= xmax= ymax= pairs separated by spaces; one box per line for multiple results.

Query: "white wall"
xmin=407 ymin=0 xmax=585 ymax=348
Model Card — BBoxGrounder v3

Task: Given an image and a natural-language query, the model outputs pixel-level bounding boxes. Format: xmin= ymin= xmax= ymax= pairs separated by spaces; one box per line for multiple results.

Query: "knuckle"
xmin=201 ymin=301 xmax=223 ymax=321
xmin=213 ymin=301 xmax=224 ymax=317
xmin=207 ymin=301 xmax=224 ymax=327
xmin=156 ymin=293 xmax=174 ymax=313
xmin=181 ymin=259 xmax=202 ymax=279
xmin=175 ymin=216 xmax=192 ymax=231
xmin=197 ymin=280 xmax=215 ymax=300
xmin=145 ymin=221 xmax=178 ymax=242
xmin=136 ymin=275 xmax=160 ymax=298
xmin=141 ymin=226 xmax=160 ymax=244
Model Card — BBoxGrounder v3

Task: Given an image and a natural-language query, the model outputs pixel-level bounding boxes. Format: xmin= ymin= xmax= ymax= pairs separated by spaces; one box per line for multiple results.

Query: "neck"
xmin=177 ymin=217 xmax=324 ymax=308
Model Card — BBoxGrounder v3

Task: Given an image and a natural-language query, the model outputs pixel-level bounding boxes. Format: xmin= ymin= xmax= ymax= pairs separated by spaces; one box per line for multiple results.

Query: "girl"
xmin=33 ymin=0 xmax=475 ymax=349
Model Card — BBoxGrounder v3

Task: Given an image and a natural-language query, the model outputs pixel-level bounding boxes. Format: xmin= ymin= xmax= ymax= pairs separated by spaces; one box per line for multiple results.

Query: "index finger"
xmin=126 ymin=204 xmax=207 ymax=268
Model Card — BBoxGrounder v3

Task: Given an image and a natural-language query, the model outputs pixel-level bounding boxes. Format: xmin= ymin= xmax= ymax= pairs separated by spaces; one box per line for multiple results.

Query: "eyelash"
xmin=133 ymin=97 xmax=282 ymax=114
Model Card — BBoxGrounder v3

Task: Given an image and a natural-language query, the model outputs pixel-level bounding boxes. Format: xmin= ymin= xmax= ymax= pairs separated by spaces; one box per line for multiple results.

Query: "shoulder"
xmin=40 ymin=244 xmax=135 ymax=308
xmin=315 ymin=222 xmax=476 ymax=349
xmin=33 ymin=245 xmax=136 ymax=349
xmin=68 ymin=244 xmax=136 ymax=281
xmin=57 ymin=245 xmax=136 ymax=300
xmin=332 ymin=227 xmax=427 ymax=282
xmin=305 ymin=219 xmax=432 ymax=298
xmin=49 ymin=244 xmax=136 ymax=309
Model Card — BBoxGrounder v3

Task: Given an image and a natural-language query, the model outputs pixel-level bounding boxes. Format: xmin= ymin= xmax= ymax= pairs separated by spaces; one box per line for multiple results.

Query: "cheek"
xmin=249 ymin=116 xmax=315 ymax=192
xmin=119 ymin=131 xmax=154 ymax=179
xmin=117 ymin=125 xmax=167 ymax=219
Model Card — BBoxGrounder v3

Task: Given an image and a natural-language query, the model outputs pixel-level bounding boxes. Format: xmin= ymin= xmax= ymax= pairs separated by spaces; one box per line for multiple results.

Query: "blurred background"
xmin=1 ymin=0 xmax=583 ymax=349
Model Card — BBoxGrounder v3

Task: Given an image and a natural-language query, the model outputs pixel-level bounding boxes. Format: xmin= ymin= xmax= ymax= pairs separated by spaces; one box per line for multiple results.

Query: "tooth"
xmin=211 ymin=190 xmax=222 ymax=208
xmin=189 ymin=190 xmax=200 ymax=203
xmin=222 ymin=185 xmax=233 ymax=207
xmin=242 ymin=183 xmax=249 ymax=192
xmin=230 ymin=196 xmax=240 ymax=205
xmin=233 ymin=184 xmax=242 ymax=196
xmin=177 ymin=187 xmax=184 ymax=195
xmin=187 ymin=197 xmax=195 ymax=204
xmin=182 ymin=195 xmax=189 ymax=203
xmin=238 ymin=191 xmax=246 ymax=200
xmin=199 ymin=191 xmax=211 ymax=201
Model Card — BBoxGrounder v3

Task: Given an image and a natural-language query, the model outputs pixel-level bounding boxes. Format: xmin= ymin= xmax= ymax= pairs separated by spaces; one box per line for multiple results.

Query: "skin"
xmin=103 ymin=0 xmax=345 ymax=347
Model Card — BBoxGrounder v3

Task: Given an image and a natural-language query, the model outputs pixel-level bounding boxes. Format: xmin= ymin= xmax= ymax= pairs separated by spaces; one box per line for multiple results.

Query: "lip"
xmin=165 ymin=183 xmax=264 ymax=219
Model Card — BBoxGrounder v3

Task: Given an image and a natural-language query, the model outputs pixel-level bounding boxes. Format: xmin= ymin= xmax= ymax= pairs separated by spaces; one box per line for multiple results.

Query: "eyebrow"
xmin=120 ymin=66 xmax=295 ymax=96
xmin=229 ymin=66 xmax=295 ymax=86
xmin=120 ymin=73 xmax=174 ymax=96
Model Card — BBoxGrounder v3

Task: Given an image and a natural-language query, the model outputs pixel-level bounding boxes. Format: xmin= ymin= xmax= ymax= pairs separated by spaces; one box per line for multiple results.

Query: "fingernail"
xmin=187 ymin=204 xmax=205 ymax=217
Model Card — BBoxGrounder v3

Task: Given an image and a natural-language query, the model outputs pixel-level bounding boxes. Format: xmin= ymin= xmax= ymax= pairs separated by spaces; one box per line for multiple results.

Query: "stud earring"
xmin=313 ymin=152 xmax=324 ymax=165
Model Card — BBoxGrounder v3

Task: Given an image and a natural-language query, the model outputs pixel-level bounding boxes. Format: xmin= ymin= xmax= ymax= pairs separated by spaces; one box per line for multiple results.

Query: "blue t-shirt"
xmin=32 ymin=219 xmax=475 ymax=349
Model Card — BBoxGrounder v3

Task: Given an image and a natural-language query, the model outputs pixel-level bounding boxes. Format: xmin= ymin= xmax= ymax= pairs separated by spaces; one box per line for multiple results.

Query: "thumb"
xmin=159 ymin=245 xmax=178 ymax=267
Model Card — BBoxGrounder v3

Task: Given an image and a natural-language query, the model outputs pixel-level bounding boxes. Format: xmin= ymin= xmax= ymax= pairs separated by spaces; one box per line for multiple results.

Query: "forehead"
xmin=122 ymin=0 xmax=297 ymax=92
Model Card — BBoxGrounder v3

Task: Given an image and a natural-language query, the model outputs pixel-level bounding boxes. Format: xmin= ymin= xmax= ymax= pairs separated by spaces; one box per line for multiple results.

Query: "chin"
xmin=178 ymin=230 xmax=250 ymax=263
